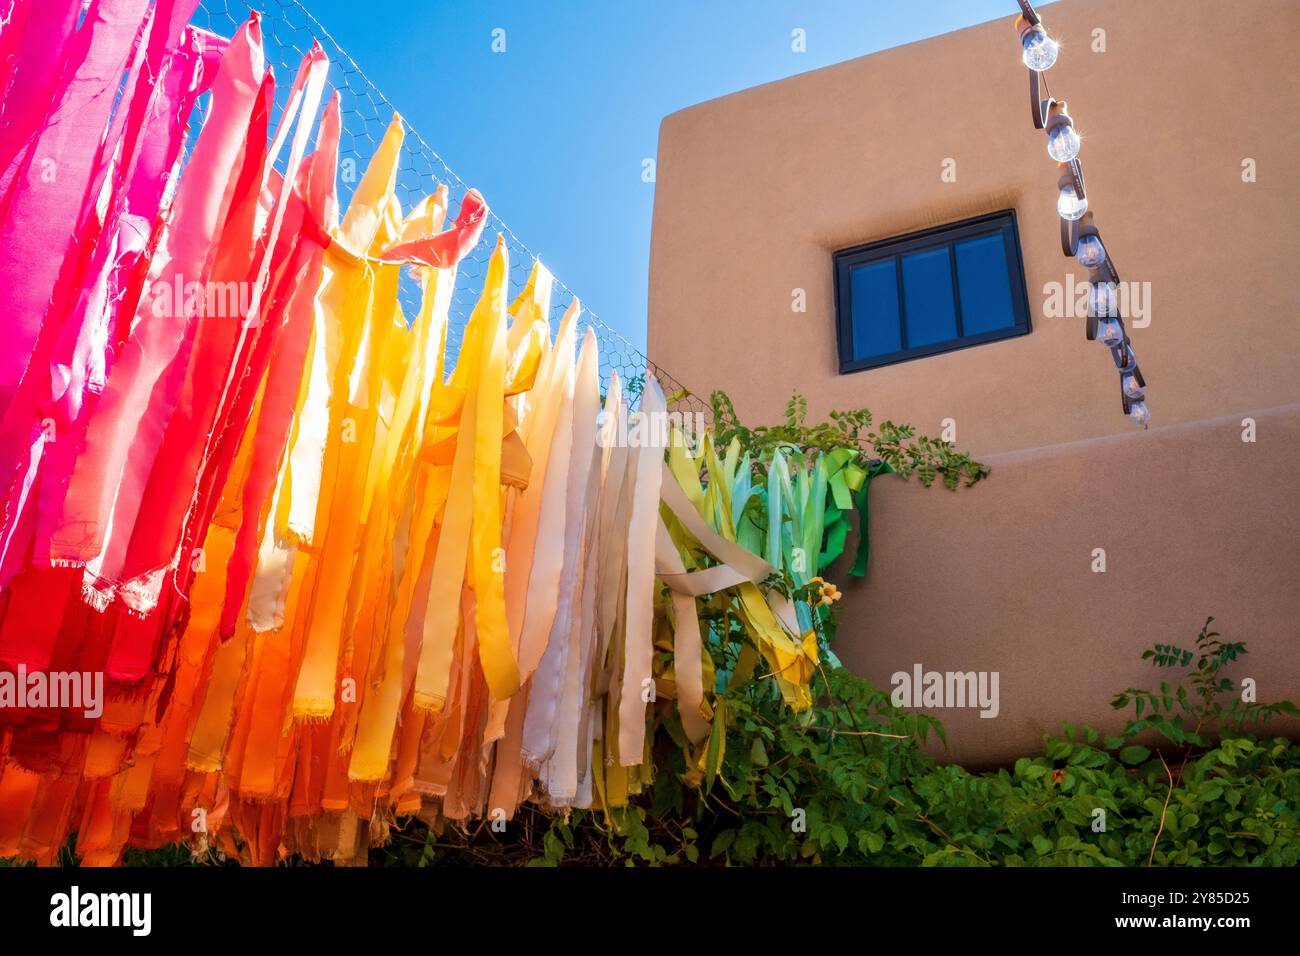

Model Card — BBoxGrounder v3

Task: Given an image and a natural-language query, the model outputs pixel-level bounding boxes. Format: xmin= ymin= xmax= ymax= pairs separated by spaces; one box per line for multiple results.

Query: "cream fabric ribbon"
xmin=616 ymin=378 xmax=665 ymax=767
xmin=654 ymin=459 xmax=777 ymax=744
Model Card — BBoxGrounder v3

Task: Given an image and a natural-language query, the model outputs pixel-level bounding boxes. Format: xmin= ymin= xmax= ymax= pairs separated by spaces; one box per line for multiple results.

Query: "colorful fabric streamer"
xmin=0 ymin=3 xmax=820 ymax=866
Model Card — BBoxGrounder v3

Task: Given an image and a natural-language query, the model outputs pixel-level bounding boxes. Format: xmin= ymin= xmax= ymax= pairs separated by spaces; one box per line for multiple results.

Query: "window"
xmin=833 ymin=211 xmax=1032 ymax=373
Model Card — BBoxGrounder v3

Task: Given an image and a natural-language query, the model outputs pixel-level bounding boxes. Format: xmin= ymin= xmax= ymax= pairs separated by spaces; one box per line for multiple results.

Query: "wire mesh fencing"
xmin=190 ymin=0 xmax=710 ymax=421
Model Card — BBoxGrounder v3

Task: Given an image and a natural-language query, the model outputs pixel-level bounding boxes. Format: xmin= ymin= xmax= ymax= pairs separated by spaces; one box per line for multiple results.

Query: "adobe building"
xmin=647 ymin=0 xmax=1300 ymax=765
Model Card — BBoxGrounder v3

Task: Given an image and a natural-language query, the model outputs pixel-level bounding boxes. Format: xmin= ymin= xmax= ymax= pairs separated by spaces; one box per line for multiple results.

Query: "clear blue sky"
xmin=295 ymin=0 xmax=1048 ymax=349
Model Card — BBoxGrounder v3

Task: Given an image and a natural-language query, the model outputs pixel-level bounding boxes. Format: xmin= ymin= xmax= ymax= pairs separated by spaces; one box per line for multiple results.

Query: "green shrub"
xmin=378 ymin=617 xmax=1298 ymax=868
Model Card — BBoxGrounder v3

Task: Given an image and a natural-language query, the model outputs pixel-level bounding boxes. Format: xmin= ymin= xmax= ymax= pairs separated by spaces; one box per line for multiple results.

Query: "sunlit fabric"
xmin=0 ymin=4 xmax=817 ymax=865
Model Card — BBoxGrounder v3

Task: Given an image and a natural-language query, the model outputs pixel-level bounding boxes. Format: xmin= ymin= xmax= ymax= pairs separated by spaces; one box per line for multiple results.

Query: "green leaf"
xmin=1119 ymin=745 xmax=1151 ymax=765
xmin=704 ymin=701 xmax=727 ymax=795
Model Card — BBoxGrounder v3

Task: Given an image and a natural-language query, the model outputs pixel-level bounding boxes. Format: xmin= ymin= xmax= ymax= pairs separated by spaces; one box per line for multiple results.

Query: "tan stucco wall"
xmin=646 ymin=0 xmax=1300 ymax=763
xmin=830 ymin=404 xmax=1300 ymax=767
xmin=648 ymin=0 xmax=1300 ymax=455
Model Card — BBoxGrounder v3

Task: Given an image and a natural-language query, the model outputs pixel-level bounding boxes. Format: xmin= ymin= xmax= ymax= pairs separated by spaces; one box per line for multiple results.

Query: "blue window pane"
xmin=954 ymin=234 xmax=1016 ymax=335
xmin=849 ymin=259 xmax=900 ymax=359
xmin=900 ymin=248 xmax=956 ymax=347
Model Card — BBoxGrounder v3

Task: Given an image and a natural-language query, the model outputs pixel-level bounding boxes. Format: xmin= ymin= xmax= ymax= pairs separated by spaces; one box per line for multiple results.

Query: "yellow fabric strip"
xmin=412 ymin=237 xmax=517 ymax=711
xmin=289 ymin=119 xmax=405 ymax=719
xmin=470 ymin=237 xmax=520 ymax=701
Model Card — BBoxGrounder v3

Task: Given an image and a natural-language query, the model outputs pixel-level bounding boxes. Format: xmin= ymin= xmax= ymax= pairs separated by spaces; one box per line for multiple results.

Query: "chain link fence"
xmin=191 ymin=0 xmax=709 ymax=420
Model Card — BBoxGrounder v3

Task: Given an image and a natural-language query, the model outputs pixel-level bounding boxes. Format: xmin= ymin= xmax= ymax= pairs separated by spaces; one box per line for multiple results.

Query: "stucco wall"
xmin=646 ymin=0 xmax=1300 ymax=763
xmin=829 ymin=403 xmax=1300 ymax=766
xmin=648 ymin=0 xmax=1300 ymax=455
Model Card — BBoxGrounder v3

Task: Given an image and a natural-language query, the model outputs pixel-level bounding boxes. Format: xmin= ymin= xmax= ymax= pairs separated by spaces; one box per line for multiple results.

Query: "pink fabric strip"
xmin=163 ymin=93 xmax=330 ymax=643
xmin=0 ymin=1 xmax=36 ymax=101
xmin=0 ymin=0 xmax=81 ymax=232
xmin=0 ymin=1 xmax=207 ymax=588
xmin=0 ymin=0 xmax=152 ymax=395
xmin=47 ymin=15 xmax=265 ymax=578
xmin=0 ymin=0 xmax=151 ymax=574
xmin=218 ymin=94 xmax=340 ymax=637
xmin=81 ymin=1 xmax=201 ymax=226
xmin=109 ymin=70 xmax=276 ymax=608
xmin=109 ymin=43 xmax=325 ymax=619
xmin=30 ymin=26 xmax=221 ymax=567
xmin=84 ymin=25 xmax=272 ymax=613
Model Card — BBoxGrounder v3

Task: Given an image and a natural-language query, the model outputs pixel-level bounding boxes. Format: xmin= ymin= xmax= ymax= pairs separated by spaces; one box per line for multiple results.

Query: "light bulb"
xmin=1113 ymin=344 xmax=1138 ymax=372
xmin=1058 ymin=184 xmax=1088 ymax=221
xmin=1077 ymin=234 xmax=1106 ymax=269
xmin=1097 ymin=318 xmax=1124 ymax=349
xmin=1047 ymin=124 xmax=1081 ymax=163
xmin=1022 ymin=28 xmax=1059 ymax=71
xmin=1129 ymin=401 xmax=1151 ymax=427
xmin=1122 ymin=372 xmax=1145 ymax=401
xmin=1089 ymin=281 xmax=1117 ymax=317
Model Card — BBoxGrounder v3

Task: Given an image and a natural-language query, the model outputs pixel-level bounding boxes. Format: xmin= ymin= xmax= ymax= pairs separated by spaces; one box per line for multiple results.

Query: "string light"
xmin=1121 ymin=372 xmax=1145 ymax=401
xmin=1015 ymin=0 xmax=1150 ymax=428
xmin=1096 ymin=318 xmax=1124 ymax=349
xmin=1045 ymin=105 xmax=1081 ymax=162
xmin=1088 ymin=280 xmax=1115 ymax=318
xmin=1056 ymin=170 xmax=1087 ymax=220
xmin=1076 ymin=233 xmax=1106 ymax=269
xmin=1020 ymin=22 xmax=1059 ymax=71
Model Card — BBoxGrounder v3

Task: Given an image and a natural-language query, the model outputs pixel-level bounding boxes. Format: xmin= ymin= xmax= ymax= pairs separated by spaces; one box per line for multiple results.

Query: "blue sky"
xmin=295 ymin=0 xmax=1046 ymax=349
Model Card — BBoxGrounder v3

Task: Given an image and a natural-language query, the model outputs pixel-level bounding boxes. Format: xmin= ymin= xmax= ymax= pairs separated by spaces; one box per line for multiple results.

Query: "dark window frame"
xmin=833 ymin=210 xmax=1033 ymax=374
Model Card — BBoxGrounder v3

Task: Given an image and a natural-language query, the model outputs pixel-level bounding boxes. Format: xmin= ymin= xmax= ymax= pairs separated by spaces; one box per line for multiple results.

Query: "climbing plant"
xmin=708 ymin=389 xmax=988 ymax=583
xmin=376 ymin=618 xmax=1300 ymax=867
